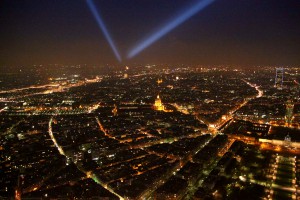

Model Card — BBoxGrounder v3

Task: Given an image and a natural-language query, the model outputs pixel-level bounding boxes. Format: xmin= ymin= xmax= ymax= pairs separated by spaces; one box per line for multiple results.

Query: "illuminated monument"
xmin=153 ymin=95 xmax=165 ymax=111
xmin=157 ymin=78 xmax=163 ymax=85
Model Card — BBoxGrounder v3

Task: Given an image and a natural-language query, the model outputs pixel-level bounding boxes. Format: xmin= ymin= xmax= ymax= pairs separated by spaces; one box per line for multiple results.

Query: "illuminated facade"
xmin=157 ymin=78 xmax=163 ymax=85
xmin=153 ymin=95 xmax=165 ymax=111
xmin=112 ymin=104 xmax=118 ymax=116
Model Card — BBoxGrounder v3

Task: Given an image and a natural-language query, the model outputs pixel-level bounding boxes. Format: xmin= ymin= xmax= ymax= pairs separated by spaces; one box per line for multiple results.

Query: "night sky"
xmin=0 ymin=0 xmax=299 ymax=66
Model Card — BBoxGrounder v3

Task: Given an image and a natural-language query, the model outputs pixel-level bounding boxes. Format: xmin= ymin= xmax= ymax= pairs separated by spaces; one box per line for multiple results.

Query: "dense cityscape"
xmin=1 ymin=0 xmax=300 ymax=199
xmin=0 ymin=65 xmax=299 ymax=200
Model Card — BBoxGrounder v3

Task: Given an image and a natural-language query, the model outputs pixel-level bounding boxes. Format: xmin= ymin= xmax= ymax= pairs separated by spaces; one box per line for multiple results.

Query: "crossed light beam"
xmin=86 ymin=0 xmax=122 ymax=62
xmin=86 ymin=0 xmax=216 ymax=61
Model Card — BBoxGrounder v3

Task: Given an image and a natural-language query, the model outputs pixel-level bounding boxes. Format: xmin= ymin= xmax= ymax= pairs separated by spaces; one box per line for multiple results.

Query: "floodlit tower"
xmin=285 ymin=100 xmax=294 ymax=127
xmin=274 ymin=67 xmax=284 ymax=89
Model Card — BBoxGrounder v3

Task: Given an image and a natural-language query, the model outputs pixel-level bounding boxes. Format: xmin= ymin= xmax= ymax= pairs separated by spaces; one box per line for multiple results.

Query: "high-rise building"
xmin=285 ymin=100 xmax=294 ymax=127
xmin=274 ymin=67 xmax=284 ymax=89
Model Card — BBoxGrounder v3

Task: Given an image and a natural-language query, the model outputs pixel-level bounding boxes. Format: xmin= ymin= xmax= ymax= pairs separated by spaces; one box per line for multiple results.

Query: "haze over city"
xmin=0 ymin=0 xmax=299 ymax=66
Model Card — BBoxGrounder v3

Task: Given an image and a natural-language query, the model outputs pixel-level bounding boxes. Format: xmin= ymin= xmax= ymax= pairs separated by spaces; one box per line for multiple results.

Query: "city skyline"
xmin=1 ymin=1 xmax=300 ymax=199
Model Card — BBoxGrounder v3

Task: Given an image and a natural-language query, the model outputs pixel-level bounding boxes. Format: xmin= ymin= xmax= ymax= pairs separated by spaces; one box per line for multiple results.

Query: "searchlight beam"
xmin=86 ymin=0 xmax=122 ymax=62
xmin=127 ymin=0 xmax=216 ymax=58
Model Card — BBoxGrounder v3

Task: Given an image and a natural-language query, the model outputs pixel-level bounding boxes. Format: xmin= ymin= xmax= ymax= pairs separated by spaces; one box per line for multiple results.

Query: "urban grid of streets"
xmin=0 ymin=66 xmax=299 ymax=199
